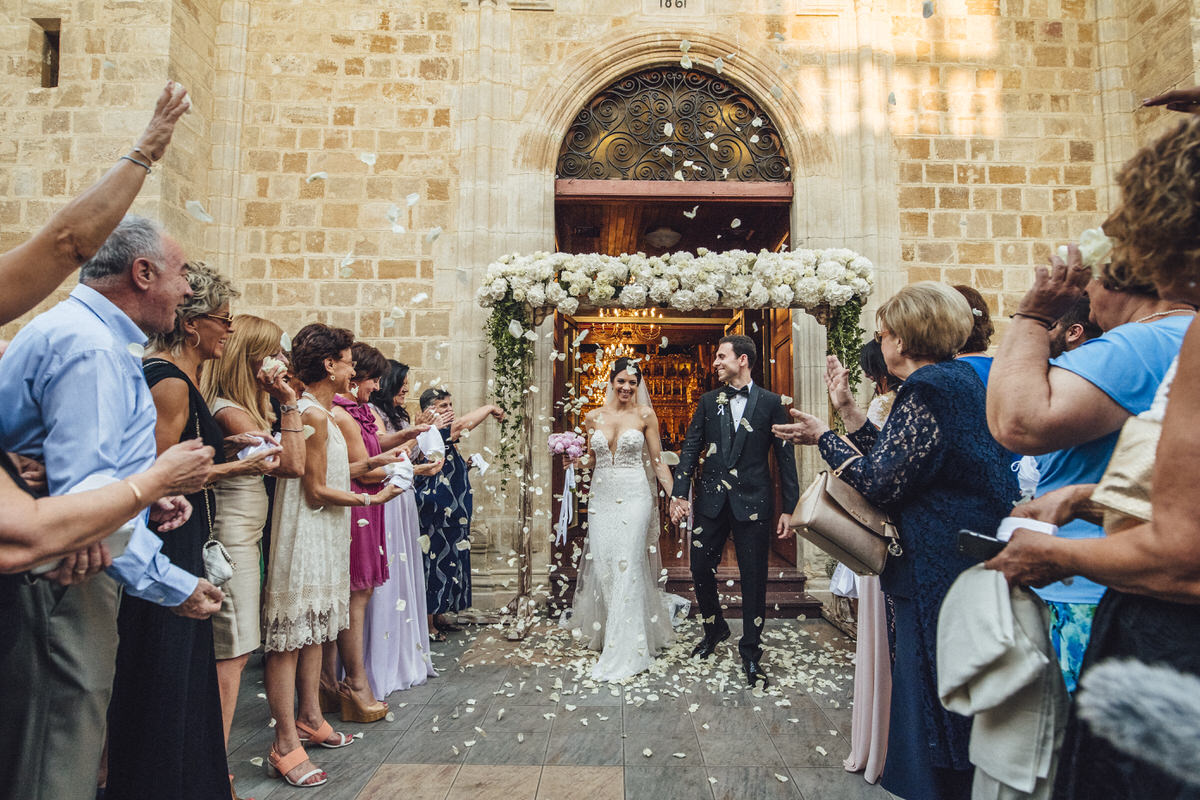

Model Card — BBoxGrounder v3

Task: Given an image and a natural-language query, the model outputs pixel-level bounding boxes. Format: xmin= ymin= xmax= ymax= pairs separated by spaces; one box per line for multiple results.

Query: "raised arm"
xmin=0 ymin=82 xmax=190 ymax=325
xmin=450 ymin=403 xmax=504 ymax=440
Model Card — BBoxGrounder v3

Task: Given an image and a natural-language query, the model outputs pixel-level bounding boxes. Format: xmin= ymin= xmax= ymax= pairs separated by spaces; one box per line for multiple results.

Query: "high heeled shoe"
xmin=337 ymin=682 xmax=388 ymax=723
xmin=266 ymin=745 xmax=326 ymax=788
xmin=296 ymin=719 xmax=353 ymax=749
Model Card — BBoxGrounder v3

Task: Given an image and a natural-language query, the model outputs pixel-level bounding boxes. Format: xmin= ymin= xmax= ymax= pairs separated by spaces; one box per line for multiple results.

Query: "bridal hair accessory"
xmin=793 ymin=456 xmax=901 ymax=575
xmin=549 ymin=432 xmax=586 ymax=545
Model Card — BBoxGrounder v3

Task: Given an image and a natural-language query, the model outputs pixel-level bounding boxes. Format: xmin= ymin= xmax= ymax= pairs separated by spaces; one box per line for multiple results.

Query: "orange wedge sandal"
xmin=266 ymin=745 xmax=327 ymax=788
xmin=296 ymin=719 xmax=354 ymax=749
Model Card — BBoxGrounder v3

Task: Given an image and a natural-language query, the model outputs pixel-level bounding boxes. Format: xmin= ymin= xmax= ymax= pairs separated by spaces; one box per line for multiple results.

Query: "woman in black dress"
xmin=105 ymin=263 xmax=278 ymax=800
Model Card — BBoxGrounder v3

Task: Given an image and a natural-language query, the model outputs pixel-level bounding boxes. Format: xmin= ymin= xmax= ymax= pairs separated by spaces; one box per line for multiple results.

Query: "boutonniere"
xmin=716 ymin=392 xmax=729 ymax=415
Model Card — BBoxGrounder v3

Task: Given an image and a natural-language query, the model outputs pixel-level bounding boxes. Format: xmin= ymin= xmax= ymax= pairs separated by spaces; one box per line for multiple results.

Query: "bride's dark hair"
xmin=608 ymin=357 xmax=641 ymax=384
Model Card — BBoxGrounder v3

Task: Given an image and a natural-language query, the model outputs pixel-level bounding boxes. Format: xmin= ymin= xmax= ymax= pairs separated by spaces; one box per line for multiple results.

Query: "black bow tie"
xmin=726 ymin=385 xmax=750 ymax=398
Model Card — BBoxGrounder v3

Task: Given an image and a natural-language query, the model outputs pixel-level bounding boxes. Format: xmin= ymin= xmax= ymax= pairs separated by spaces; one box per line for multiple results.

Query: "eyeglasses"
xmin=200 ymin=312 xmax=234 ymax=328
xmin=874 ymin=330 xmax=886 ymax=344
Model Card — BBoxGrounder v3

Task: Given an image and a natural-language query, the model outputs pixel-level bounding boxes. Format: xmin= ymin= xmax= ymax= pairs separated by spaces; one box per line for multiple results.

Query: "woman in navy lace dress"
xmin=776 ymin=282 xmax=1019 ymax=800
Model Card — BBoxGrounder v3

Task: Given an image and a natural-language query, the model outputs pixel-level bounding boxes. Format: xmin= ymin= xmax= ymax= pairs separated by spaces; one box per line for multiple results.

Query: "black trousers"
xmin=690 ymin=503 xmax=771 ymax=661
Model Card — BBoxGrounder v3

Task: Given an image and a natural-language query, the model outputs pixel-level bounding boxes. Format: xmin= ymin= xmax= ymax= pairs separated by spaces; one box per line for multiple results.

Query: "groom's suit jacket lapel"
xmin=729 ymin=383 xmax=760 ymax=465
xmin=717 ymin=390 xmax=735 ymax=465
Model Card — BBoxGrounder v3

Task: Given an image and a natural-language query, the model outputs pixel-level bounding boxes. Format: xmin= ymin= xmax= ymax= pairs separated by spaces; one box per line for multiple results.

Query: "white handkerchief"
xmin=31 ymin=473 xmax=138 ymax=575
xmin=995 ymin=516 xmax=1059 ymax=542
xmin=469 ymin=453 xmax=489 ymax=474
xmin=417 ymin=427 xmax=445 ymax=460
xmin=236 ymin=433 xmax=281 ymax=461
xmin=384 ymin=454 xmax=414 ymax=492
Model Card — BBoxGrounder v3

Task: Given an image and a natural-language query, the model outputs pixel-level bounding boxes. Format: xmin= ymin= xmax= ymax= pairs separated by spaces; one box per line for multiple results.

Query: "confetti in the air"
xmin=305 ymin=172 xmax=328 ymax=183
xmin=680 ymin=54 xmax=692 ymax=69
xmin=730 ymin=219 xmax=741 ymax=229
xmin=359 ymin=152 xmax=377 ymax=166
xmin=185 ymin=200 xmax=214 ymax=223
xmin=411 ymin=292 xmax=429 ymax=304
xmin=679 ymin=39 xmax=691 ymax=53
xmin=781 ymin=395 xmax=794 ymax=405
xmin=683 ymin=205 xmax=698 ymax=219
xmin=426 ymin=227 xmax=442 ymax=243
xmin=280 ymin=332 xmax=292 ymax=352
xmin=126 ymin=342 xmax=145 ymax=358
xmin=713 ymin=57 xmax=725 ymax=74
xmin=922 ymin=0 xmax=934 ymax=16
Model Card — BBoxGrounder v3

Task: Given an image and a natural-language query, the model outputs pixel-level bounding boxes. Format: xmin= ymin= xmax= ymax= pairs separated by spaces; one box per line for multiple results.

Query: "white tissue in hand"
xmin=416 ymin=427 xmax=445 ymax=460
xmin=995 ymin=516 xmax=1059 ymax=542
xmin=260 ymin=355 xmax=287 ymax=380
xmin=384 ymin=452 xmax=414 ymax=492
xmin=237 ymin=433 xmax=280 ymax=461
xmin=1056 ymin=227 xmax=1113 ymax=267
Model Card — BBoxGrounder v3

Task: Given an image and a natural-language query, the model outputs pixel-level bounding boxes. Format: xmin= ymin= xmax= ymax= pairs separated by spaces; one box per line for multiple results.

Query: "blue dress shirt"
xmin=0 ymin=284 xmax=198 ymax=605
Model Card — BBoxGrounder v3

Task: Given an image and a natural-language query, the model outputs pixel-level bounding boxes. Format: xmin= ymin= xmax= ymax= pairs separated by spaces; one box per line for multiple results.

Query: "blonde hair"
xmin=146 ymin=261 xmax=240 ymax=354
xmin=877 ymin=282 xmax=973 ymax=362
xmin=200 ymin=314 xmax=281 ymax=431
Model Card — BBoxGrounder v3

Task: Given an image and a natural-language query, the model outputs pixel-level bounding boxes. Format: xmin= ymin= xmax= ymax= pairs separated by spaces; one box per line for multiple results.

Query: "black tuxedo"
xmin=671 ymin=382 xmax=800 ymax=661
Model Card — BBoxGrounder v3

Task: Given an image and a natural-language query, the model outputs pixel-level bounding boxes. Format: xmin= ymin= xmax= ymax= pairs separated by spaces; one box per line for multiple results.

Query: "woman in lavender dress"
xmin=364 ymin=360 xmax=439 ymax=694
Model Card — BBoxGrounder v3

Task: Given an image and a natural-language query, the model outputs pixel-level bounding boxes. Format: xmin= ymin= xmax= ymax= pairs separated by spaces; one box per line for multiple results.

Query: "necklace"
xmin=1132 ymin=308 xmax=1197 ymax=324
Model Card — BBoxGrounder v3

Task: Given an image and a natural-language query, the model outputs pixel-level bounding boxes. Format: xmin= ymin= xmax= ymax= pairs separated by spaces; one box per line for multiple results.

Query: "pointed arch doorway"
xmin=549 ymin=66 xmax=821 ymax=618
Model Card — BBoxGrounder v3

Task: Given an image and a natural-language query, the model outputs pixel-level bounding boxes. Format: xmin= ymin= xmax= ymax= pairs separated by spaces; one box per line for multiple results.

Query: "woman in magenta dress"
xmin=321 ymin=342 xmax=395 ymax=721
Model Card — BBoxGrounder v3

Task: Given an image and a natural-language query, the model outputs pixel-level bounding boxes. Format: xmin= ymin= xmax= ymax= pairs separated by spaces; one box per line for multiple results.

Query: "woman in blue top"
xmin=952 ymin=284 xmax=995 ymax=386
xmin=776 ymin=282 xmax=1020 ymax=800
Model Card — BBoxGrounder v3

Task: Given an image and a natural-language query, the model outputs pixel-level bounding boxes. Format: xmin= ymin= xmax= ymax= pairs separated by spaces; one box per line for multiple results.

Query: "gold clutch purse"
xmin=1090 ymin=415 xmax=1159 ymax=528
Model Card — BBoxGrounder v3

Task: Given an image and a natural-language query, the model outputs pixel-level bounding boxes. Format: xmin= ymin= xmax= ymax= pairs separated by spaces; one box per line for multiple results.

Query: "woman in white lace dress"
xmin=261 ymin=323 xmax=402 ymax=789
xmin=566 ymin=357 xmax=677 ymax=682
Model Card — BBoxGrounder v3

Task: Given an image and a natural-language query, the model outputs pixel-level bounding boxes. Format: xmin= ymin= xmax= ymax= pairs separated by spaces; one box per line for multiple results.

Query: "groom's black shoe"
xmin=690 ymin=620 xmax=731 ymax=658
xmin=743 ymin=658 xmax=769 ymax=689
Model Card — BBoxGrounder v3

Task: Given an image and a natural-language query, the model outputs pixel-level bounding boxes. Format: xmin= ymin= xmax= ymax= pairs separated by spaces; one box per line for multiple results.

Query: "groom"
xmin=669 ymin=334 xmax=799 ymax=688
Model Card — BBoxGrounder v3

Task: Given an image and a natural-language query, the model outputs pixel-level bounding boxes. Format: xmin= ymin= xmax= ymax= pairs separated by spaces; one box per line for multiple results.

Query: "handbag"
xmin=793 ymin=456 xmax=901 ymax=576
xmin=1090 ymin=415 xmax=1159 ymax=529
xmin=194 ymin=412 xmax=235 ymax=587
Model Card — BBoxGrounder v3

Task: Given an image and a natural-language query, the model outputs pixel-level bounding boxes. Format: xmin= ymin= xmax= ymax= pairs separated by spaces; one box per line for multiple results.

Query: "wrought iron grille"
xmin=556 ymin=67 xmax=790 ymax=182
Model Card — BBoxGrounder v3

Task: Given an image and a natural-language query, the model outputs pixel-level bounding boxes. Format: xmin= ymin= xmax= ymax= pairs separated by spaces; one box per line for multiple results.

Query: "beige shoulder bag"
xmin=792 ymin=456 xmax=902 ymax=576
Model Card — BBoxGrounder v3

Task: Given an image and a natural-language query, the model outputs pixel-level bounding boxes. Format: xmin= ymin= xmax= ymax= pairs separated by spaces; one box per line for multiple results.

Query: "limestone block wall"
xmin=889 ymin=0 xmax=1106 ymax=346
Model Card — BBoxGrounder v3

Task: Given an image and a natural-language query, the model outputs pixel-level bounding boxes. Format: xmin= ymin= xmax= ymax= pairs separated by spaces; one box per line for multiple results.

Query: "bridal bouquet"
xmin=549 ymin=432 xmax=586 ymax=545
xmin=547 ymin=431 xmax=586 ymax=460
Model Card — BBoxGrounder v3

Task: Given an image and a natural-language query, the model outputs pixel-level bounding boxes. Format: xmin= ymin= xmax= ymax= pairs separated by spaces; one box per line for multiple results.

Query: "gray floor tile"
xmin=385 ymin=728 xmax=470 ymax=765
xmin=462 ymin=729 xmax=551 ymax=765
xmin=758 ymin=705 xmax=839 ymax=736
xmin=691 ymin=705 xmax=763 ymax=735
xmin=551 ymin=703 xmax=622 ymax=734
xmin=544 ymin=731 xmax=624 ymax=766
xmin=263 ymin=760 xmax=377 ymax=800
xmin=707 ymin=766 xmax=803 ymax=800
xmin=623 ymin=731 xmax=702 ymax=766
xmin=786 ymin=768 xmax=894 ymax=800
xmin=697 ymin=731 xmax=785 ymax=767
xmin=412 ymin=702 xmax=494 ymax=732
xmin=623 ymin=706 xmax=696 ymax=735
xmin=771 ymin=734 xmax=850 ymax=769
xmin=623 ymin=765 xmax=716 ymax=800
xmin=484 ymin=703 xmax=558 ymax=732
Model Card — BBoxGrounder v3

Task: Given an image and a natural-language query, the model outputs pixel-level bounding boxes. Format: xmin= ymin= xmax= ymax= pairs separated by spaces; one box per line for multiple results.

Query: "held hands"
xmin=772 ymin=409 xmax=830 ymax=446
xmin=1016 ymin=243 xmax=1091 ymax=324
xmin=172 ymin=578 xmax=224 ymax=619
xmin=135 ymin=81 xmax=190 ymax=163
xmin=669 ymin=496 xmax=691 ymax=525
xmin=149 ymin=495 xmax=193 ymax=532
xmin=45 ymin=542 xmax=112 ymax=586
xmin=152 ymin=439 xmax=215 ymax=495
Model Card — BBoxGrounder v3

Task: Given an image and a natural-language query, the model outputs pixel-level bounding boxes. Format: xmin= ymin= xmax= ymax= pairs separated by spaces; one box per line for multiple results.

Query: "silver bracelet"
xmin=359 ymin=492 xmax=370 ymax=507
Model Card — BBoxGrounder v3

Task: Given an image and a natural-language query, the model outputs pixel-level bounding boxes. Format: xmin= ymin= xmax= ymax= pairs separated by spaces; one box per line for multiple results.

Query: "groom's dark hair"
xmin=719 ymin=334 xmax=757 ymax=369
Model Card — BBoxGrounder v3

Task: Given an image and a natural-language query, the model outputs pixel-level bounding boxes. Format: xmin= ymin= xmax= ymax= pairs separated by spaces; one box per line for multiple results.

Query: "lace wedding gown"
xmin=566 ymin=429 xmax=676 ymax=682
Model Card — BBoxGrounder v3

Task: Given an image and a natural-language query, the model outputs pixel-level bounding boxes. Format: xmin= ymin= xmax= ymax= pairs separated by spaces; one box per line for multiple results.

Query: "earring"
xmin=187 ymin=330 xmax=201 ymax=349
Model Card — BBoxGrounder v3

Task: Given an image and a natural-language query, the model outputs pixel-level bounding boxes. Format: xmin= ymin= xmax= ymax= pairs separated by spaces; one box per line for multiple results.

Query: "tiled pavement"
xmin=227 ymin=618 xmax=896 ymax=800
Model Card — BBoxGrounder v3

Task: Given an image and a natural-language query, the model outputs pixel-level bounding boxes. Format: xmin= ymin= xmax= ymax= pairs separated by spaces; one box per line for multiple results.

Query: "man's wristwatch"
xmin=279 ymin=403 xmax=299 ymax=415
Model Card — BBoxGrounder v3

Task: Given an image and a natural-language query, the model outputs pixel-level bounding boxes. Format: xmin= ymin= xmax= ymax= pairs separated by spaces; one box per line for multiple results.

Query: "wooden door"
xmin=766 ymin=307 xmax=797 ymax=566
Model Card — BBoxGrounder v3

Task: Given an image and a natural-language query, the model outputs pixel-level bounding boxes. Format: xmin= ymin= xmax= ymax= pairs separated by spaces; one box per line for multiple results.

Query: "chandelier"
xmin=590 ymin=307 xmax=663 ymax=344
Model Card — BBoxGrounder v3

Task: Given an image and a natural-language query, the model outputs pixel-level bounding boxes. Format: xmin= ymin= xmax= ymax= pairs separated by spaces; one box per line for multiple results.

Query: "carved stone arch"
xmin=556 ymin=66 xmax=792 ymax=182
xmin=514 ymin=30 xmax=834 ymax=179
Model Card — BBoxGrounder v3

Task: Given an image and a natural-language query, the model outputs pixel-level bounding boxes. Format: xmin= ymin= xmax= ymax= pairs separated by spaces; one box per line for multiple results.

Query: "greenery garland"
xmin=482 ymin=296 xmax=534 ymax=485
xmin=826 ymin=299 xmax=866 ymax=430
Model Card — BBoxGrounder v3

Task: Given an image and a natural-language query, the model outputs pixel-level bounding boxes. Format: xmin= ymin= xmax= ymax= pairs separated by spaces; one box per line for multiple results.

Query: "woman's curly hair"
xmin=1104 ymin=117 xmax=1200 ymax=295
xmin=146 ymin=261 xmax=240 ymax=353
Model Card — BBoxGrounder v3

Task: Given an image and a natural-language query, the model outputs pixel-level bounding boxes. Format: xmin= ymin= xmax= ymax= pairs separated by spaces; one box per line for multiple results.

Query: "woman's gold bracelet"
xmin=125 ymin=479 xmax=146 ymax=506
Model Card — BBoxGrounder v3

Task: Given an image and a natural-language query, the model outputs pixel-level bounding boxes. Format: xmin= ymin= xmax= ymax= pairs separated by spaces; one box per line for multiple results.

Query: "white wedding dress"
xmin=565 ymin=428 xmax=677 ymax=681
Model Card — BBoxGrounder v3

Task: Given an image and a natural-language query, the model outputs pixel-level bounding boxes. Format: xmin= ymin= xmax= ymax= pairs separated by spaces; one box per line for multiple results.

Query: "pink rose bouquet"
xmin=547 ymin=431 xmax=585 ymax=461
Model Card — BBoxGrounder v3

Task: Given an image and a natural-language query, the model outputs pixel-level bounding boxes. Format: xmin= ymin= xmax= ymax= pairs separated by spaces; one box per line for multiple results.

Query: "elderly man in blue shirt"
xmin=0 ymin=215 xmax=224 ymax=800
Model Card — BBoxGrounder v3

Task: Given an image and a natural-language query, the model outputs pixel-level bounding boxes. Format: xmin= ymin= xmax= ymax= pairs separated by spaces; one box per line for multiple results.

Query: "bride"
xmin=565 ymin=356 xmax=679 ymax=682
